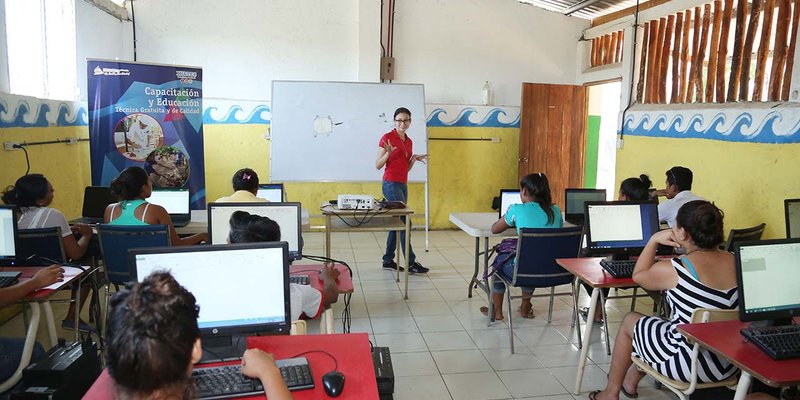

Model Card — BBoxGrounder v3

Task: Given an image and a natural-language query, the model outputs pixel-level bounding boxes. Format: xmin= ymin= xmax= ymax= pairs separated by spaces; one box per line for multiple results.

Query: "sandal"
xmin=479 ymin=306 xmax=504 ymax=320
xmin=518 ymin=304 xmax=535 ymax=319
xmin=588 ymin=390 xmax=601 ymax=399
xmin=605 ymin=373 xmax=639 ymax=399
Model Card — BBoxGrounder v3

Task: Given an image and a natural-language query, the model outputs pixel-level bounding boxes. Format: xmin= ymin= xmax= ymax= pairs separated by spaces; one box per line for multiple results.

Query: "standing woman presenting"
xmin=375 ymin=107 xmax=429 ymax=274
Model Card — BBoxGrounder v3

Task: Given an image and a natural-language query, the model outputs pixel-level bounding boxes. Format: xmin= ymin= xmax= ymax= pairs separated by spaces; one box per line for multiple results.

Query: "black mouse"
xmin=321 ymin=370 xmax=345 ymax=397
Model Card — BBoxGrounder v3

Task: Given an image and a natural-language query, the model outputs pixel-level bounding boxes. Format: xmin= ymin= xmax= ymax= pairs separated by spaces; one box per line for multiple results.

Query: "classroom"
xmin=1 ymin=0 xmax=799 ymax=399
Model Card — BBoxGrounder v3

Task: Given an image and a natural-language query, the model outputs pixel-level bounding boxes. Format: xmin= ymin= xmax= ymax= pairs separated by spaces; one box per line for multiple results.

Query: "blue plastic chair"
xmin=15 ymin=227 xmax=67 ymax=265
xmin=494 ymin=226 xmax=583 ymax=353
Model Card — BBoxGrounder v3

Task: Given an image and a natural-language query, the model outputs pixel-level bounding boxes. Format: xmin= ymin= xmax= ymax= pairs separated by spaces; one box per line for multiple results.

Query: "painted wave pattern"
xmin=0 ymin=99 xmax=88 ymax=128
xmin=426 ymin=107 xmax=520 ymax=128
xmin=202 ymin=105 xmax=272 ymax=124
xmin=623 ymin=110 xmax=800 ymax=143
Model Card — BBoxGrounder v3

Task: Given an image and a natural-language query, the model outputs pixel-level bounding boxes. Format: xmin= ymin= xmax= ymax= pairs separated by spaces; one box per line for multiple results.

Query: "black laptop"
xmin=148 ymin=189 xmax=191 ymax=227
xmin=564 ymin=188 xmax=606 ymax=226
xmin=70 ymin=186 xmax=114 ymax=225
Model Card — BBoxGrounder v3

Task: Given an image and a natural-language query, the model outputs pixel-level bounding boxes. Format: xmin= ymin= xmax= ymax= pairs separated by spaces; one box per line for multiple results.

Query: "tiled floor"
xmin=2 ymin=229 xmax=679 ymax=400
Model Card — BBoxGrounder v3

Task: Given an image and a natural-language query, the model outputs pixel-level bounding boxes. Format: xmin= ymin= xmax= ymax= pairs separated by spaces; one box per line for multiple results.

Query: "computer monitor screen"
xmin=785 ymin=199 xmax=800 ymax=239
xmin=735 ymin=239 xmax=800 ymax=323
xmin=0 ymin=206 xmax=17 ymax=264
xmin=148 ymin=189 xmax=190 ymax=215
xmin=499 ymin=189 xmax=522 ymax=218
xmin=584 ymin=201 xmax=660 ymax=256
xmin=131 ymin=243 xmax=291 ymax=360
xmin=82 ymin=186 xmax=114 ymax=218
xmin=207 ymin=202 xmax=302 ymax=260
xmin=256 ymin=183 xmax=284 ymax=202
xmin=565 ymin=189 xmax=607 ymax=216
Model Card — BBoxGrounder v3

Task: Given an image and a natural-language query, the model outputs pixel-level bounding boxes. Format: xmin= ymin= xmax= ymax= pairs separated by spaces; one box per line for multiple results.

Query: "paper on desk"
xmin=40 ymin=266 xmax=84 ymax=290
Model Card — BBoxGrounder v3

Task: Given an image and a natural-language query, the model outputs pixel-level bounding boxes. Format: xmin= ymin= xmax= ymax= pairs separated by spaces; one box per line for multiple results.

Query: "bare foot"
xmin=622 ymin=365 xmax=644 ymax=397
xmin=479 ymin=306 xmax=504 ymax=320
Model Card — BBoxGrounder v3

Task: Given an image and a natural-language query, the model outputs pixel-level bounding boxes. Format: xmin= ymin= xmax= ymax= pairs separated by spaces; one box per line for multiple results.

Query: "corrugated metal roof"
xmin=519 ymin=0 xmax=650 ymax=20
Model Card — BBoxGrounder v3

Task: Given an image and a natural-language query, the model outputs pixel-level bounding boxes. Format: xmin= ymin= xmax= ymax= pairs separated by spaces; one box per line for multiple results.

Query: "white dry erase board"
xmin=270 ymin=81 xmax=428 ymax=182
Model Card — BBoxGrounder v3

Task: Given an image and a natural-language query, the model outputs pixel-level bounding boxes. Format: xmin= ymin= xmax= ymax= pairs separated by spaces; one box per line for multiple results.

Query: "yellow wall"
xmin=615 ymin=136 xmax=800 ymax=239
xmin=2 ymin=124 xmax=519 ymax=229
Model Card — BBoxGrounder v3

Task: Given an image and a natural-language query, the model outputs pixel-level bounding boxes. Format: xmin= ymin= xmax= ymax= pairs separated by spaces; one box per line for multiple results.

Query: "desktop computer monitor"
xmin=207 ymin=202 xmax=302 ymax=260
xmin=499 ymin=189 xmax=522 ymax=218
xmin=130 ymin=242 xmax=291 ymax=361
xmin=735 ymin=239 xmax=800 ymax=325
xmin=256 ymin=183 xmax=284 ymax=202
xmin=785 ymin=199 xmax=800 ymax=239
xmin=0 ymin=206 xmax=18 ymax=265
xmin=564 ymin=189 xmax=607 ymax=225
xmin=584 ymin=201 xmax=660 ymax=258
xmin=148 ymin=189 xmax=190 ymax=216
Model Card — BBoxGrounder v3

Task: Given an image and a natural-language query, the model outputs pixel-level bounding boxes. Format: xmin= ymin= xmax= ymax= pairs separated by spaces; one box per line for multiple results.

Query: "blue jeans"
xmin=492 ymin=258 xmax=534 ymax=294
xmin=382 ymin=181 xmax=416 ymax=265
xmin=0 ymin=337 xmax=45 ymax=397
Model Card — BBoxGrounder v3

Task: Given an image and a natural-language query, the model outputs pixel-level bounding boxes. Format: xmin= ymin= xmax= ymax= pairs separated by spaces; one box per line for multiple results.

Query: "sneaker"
xmin=382 ymin=260 xmax=404 ymax=271
xmin=408 ymin=262 xmax=429 ymax=274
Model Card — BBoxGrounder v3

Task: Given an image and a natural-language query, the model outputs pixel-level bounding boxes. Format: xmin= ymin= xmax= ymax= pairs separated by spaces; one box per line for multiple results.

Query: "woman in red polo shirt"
xmin=375 ymin=107 xmax=429 ymax=274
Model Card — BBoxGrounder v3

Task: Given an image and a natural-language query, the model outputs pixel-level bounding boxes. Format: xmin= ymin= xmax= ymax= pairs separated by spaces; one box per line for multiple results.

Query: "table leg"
xmin=403 ymin=216 xmax=410 ymax=300
xmin=599 ymin=289 xmax=611 ymax=355
xmin=74 ymin=277 xmax=81 ymax=341
xmin=42 ymin=301 xmax=57 ymax=348
xmin=573 ymin=278 xmax=583 ymax=349
xmin=732 ymin=371 xmax=752 ymax=400
xmin=325 ymin=215 xmax=332 ymax=260
xmin=0 ymin=303 xmax=41 ymax=393
xmin=468 ymin=237 xmax=480 ymax=298
xmin=396 ymin=228 xmax=401 ymax=283
xmin=574 ymin=287 xmax=600 ymax=395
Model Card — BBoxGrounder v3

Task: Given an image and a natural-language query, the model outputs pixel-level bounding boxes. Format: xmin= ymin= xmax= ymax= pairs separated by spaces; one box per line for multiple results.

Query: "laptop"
xmin=256 ymin=183 xmax=285 ymax=202
xmin=70 ymin=186 xmax=114 ymax=225
xmin=498 ymin=189 xmax=522 ymax=219
xmin=564 ymin=189 xmax=607 ymax=226
xmin=148 ymin=189 xmax=191 ymax=227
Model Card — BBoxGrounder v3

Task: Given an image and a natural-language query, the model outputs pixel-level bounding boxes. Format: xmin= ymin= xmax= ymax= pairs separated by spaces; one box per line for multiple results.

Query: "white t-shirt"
xmin=289 ymin=283 xmax=323 ymax=321
xmin=657 ymin=190 xmax=706 ymax=228
xmin=18 ymin=207 xmax=72 ymax=237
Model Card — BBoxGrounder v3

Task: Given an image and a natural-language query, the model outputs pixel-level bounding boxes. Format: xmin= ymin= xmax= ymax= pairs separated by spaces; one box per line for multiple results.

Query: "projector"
xmin=337 ymin=194 xmax=376 ymax=210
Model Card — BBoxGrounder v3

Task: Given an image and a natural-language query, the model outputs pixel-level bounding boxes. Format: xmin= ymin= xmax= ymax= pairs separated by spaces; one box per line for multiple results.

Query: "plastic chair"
xmin=722 ymin=223 xmax=766 ymax=252
xmin=494 ymin=226 xmax=584 ymax=353
xmin=15 ymin=227 xmax=67 ymax=264
xmin=290 ymin=320 xmax=307 ymax=335
xmin=631 ymin=308 xmax=740 ymax=400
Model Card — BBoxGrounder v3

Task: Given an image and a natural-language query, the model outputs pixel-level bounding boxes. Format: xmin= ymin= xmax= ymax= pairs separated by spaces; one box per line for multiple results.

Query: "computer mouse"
xmin=321 ymin=370 xmax=345 ymax=397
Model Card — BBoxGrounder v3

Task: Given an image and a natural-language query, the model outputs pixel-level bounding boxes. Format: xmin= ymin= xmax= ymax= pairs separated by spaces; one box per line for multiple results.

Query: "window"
xmin=590 ymin=30 xmax=625 ymax=67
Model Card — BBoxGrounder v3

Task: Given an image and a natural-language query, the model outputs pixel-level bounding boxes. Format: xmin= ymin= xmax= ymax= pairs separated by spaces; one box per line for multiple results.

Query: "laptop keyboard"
xmin=0 ymin=276 xmax=18 ymax=288
xmin=193 ymin=357 xmax=314 ymax=399
xmin=289 ymin=275 xmax=310 ymax=285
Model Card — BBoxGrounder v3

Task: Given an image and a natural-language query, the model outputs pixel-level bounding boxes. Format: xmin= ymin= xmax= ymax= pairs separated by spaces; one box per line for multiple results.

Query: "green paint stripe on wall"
xmin=585 ymin=115 xmax=601 ymax=188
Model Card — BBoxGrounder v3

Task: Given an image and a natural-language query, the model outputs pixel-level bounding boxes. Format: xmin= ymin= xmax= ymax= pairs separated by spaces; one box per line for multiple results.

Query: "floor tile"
xmin=391 ymin=351 xmax=440 ymax=377
xmin=371 ymin=316 xmax=419 ymax=334
xmin=496 ymin=368 xmax=569 ymax=398
xmin=415 ymin=315 xmax=464 ymax=332
xmin=423 ymin=331 xmax=477 ymax=351
xmin=393 ymin=374 xmax=452 ymax=400
xmin=479 ymin=347 xmax=546 ymax=371
xmin=442 ymin=371 xmax=511 ymax=400
xmin=408 ymin=301 xmax=454 ymax=316
xmin=374 ymin=332 xmax=428 ymax=353
xmin=431 ymin=349 xmax=493 ymax=374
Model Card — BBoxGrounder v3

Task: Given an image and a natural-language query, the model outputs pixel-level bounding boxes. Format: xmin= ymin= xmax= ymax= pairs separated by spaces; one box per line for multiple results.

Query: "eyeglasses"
xmin=394 ymin=119 xmax=411 ymax=123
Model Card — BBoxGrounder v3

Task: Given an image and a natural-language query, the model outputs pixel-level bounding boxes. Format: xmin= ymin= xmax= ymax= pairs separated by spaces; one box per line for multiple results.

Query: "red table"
xmin=84 ymin=333 xmax=379 ymax=399
xmin=678 ymin=320 xmax=800 ymax=400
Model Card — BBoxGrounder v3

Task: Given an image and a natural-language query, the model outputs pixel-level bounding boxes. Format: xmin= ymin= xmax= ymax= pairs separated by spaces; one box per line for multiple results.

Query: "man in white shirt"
xmin=656 ymin=166 xmax=706 ymax=227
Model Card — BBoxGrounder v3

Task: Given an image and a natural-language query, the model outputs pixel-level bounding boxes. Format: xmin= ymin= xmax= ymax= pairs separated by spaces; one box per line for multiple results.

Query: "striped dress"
xmin=632 ymin=258 xmax=739 ymax=383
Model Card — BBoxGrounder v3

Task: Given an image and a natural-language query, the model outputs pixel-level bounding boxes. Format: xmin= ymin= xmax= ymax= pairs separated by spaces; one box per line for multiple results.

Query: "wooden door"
xmin=519 ymin=83 xmax=588 ymax=209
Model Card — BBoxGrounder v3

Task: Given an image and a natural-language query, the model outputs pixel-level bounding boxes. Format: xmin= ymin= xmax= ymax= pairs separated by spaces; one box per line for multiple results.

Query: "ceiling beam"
xmin=591 ymin=0 xmax=672 ymax=26
xmin=564 ymin=0 xmax=608 ymax=15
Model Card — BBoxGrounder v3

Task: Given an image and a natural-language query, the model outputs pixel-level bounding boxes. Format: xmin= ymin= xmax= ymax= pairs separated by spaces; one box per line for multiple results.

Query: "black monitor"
xmin=499 ymin=189 xmax=522 ymax=219
xmin=785 ymin=199 xmax=800 ymax=239
xmin=256 ymin=183 xmax=285 ymax=202
xmin=130 ymin=242 xmax=291 ymax=362
xmin=0 ymin=206 xmax=18 ymax=266
xmin=734 ymin=239 xmax=800 ymax=326
xmin=207 ymin=202 xmax=303 ymax=261
xmin=82 ymin=186 xmax=114 ymax=218
xmin=565 ymin=188 xmax=607 ymax=225
xmin=584 ymin=200 xmax=660 ymax=258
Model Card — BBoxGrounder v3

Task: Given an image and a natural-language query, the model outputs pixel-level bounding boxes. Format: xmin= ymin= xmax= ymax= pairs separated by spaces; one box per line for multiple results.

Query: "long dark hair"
xmin=520 ymin=173 xmax=555 ymax=225
xmin=1 ymin=174 xmax=49 ymax=208
xmin=110 ymin=166 xmax=149 ymax=200
xmin=675 ymin=200 xmax=725 ymax=249
xmin=106 ymin=271 xmax=200 ymax=399
xmin=619 ymin=174 xmax=652 ymax=201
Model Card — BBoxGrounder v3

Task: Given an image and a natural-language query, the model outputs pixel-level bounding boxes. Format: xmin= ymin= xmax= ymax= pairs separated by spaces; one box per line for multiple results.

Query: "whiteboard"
xmin=270 ymin=81 xmax=427 ymax=182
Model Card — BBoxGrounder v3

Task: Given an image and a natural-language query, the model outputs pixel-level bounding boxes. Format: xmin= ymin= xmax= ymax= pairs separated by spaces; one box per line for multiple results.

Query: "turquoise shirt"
xmin=504 ymin=202 xmax=563 ymax=233
xmin=108 ymin=199 xmax=149 ymax=226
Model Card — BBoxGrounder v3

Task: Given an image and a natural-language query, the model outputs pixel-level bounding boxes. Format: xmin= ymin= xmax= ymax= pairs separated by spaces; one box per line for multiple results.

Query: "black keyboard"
xmin=599 ymin=259 xmax=636 ymax=278
xmin=741 ymin=324 xmax=800 ymax=360
xmin=193 ymin=357 xmax=313 ymax=399
xmin=289 ymin=275 xmax=310 ymax=285
xmin=0 ymin=276 xmax=18 ymax=288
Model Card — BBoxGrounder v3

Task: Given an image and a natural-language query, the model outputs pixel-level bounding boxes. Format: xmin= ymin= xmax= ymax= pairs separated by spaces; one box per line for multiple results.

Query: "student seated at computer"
xmin=590 ymin=200 xmax=738 ymax=400
xmin=215 ymin=168 xmax=269 ymax=203
xmin=654 ymin=166 xmax=705 ymax=228
xmin=480 ymin=173 xmax=562 ymax=320
xmin=2 ymin=174 xmax=97 ymax=331
xmin=104 ymin=167 xmax=207 ymax=246
xmin=227 ymin=211 xmax=339 ymax=321
xmin=106 ymin=271 xmax=292 ymax=400
xmin=0 ymin=265 xmax=63 ymax=393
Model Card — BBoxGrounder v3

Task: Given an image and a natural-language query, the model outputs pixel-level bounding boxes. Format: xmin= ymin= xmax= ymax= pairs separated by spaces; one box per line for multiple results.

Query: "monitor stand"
xmin=200 ymin=334 xmax=248 ymax=363
xmin=611 ymin=253 xmax=631 ymax=261
xmin=748 ymin=318 xmax=794 ymax=329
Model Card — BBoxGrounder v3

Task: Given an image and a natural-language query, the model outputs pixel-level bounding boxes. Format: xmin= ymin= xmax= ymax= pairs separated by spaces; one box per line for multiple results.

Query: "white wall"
xmin=0 ymin=0 xmax=8 ymax=93
xmin=75 ymin=0 xmax=133 ymax=101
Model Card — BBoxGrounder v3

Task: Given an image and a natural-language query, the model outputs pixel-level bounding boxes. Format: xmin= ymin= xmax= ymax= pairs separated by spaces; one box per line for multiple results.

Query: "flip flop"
xmin=518 ymin=305 xmax=535 ymax=319
xmin=605 ymin=373 xmax=639 ymax=398
xmin=588 ymin=390 xmax=601 ymax=399
xmin=479 ymin=306 xmax=504 ymax=320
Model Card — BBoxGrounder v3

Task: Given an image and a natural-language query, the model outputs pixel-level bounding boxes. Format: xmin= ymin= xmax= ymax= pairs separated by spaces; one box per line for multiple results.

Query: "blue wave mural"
xmin=0 ymin=98 xmax=88 ymax=128
xmin=203 ymin=105 xmax=271 ymax=124
xmin=426 ymin=107 xmax=520 ymax=128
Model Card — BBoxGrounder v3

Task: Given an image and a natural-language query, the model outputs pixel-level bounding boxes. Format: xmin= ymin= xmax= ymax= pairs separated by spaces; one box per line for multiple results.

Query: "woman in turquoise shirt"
xmin=481 ymin=173 xmax=562 ymax=320
xmin=103 ymin=167 xmax=207 ymax=246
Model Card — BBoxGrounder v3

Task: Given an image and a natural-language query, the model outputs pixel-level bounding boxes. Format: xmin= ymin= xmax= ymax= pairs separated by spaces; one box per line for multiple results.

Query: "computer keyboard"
xmin=599 ymin=259 xmax=636 ymax=279
xmin=193 ymin=357 xmax=314 ymax=399
xmin=740 ymin=324 xmax=800 ymax=360
xmin=0 ymin=276 xmax=18 ymax=288
xmin=289 ymin=275 xmax=310 ymax=285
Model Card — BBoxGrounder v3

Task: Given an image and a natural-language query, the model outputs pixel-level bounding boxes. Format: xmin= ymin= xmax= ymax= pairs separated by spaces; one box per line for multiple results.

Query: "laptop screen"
xmin=256 ymin=184 xmax=284 ymax=202
xmin=208 ymin=202 xmax=302 ymax=260
xmin=565 ymin=189 xmax=607 ymax=218
xmin=499 ymin=189 xmax=522 ymax=218
xmin=785 ymin=199 xmax=800 ymax=239
xmin=0 ymin=206 xmax=17 ymax=263
xmin=149 ymin=189 xmax=190 ymax=215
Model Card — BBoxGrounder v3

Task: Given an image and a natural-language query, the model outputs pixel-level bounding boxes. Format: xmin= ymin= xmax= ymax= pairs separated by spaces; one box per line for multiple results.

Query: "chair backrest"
xmin=723 ymin=223 xmax=766 ymax=252
xmin=512 ymin=226 xmax=584 ymax=288
xmin=97 ymin=224 xmax=171 ymax=285
xmin=16 ymin=227 xmax=67 ymax=265
xmin=690 ymin=307 xmax=739 ymax=324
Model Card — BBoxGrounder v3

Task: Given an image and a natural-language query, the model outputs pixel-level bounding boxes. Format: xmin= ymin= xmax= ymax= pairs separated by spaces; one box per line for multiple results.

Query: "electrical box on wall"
xmin=380 ymin=57 xmax=395 ymax=81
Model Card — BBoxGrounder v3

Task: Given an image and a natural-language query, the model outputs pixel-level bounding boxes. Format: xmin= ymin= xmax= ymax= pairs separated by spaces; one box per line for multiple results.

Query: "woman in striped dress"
xmin=590 ymin=200 xmax=738 ymax=400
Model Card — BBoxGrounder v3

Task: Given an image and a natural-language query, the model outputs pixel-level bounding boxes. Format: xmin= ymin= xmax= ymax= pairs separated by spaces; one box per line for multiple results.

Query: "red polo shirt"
xmin=378 ymin=129 xmax=413 ymax=183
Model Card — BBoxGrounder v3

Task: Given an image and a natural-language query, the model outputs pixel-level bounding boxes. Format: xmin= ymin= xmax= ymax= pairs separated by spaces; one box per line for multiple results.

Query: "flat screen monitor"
xmin=564 ymin=189 xmax=607 ymax=224
xmin=130 ymin=242 xmax=291 ymax=361
xmin=81 ymin=186 xmax=114 ymax=218
xmin=256 ymin=183 xmax=284 ymax=202
xmin=0 ymin=206 xmax=18 ymax=265
xmin=785 ymin=199 xmax=800 ymax=239
xmin=207 ymin=202 xmax=302 ymax=260
xmin=584 ymin=201 xmax=660 ymax=257
xmin=499 ymin=189 xmax=522 ymax=219
xmin=735 ymin=239 xmax=800 ymax=324
xmin=148 ymin=189 xmax=190 ymax=217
